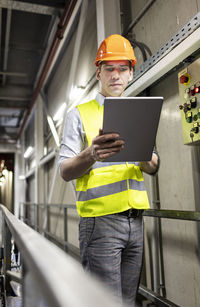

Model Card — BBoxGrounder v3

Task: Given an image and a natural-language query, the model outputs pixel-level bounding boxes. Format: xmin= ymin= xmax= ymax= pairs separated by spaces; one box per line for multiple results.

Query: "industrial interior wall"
xmin=45 ymin=0 xmax=97 ymax=247
xmin=130 ymin=0 xmax=200 ymax=306
xmin=41 ymin=0 xmax=200 ymax=305
xmin=144 ymin=71 xmax=200 ymax=307
xmin=45 ymin=20 xmax=78 ymax=244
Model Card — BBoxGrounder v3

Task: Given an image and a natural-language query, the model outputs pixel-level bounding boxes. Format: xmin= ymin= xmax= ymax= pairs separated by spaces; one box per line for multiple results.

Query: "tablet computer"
xmin=102 ymin=96 xmax=163 ymax=162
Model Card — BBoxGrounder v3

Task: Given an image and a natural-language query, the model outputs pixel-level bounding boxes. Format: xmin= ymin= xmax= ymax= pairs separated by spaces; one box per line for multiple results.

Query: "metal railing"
xmin=20 ymin=202 xmax=80 ymax=258
xmin=142 ymin=208 xmax=200 ymax=307
xmin=143 ymin=208 xmax=200 ymax=221
xmin=20 ymin=203 xmax=200 ymax=307
xmin=0 ymin=204 xmax=122 ymax=307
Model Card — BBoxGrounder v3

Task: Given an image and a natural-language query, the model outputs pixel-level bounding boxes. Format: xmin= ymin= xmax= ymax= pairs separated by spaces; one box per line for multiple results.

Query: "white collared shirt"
xmin=58 ymin=93 xmax=105 ymax=169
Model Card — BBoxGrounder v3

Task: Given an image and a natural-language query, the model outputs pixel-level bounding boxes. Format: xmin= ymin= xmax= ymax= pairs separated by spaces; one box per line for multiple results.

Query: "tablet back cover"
xmin=102 ymin=97 xmax=163 ymax=162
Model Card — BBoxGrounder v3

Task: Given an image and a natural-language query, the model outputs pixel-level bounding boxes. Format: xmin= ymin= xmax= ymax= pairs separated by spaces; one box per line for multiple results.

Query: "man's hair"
xmin=98 ymin=61 xmax=132 ymax=71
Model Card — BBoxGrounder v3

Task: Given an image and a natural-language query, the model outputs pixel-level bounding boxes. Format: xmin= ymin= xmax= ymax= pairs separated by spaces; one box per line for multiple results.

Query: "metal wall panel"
xmin=145 ymin=70 xmax=200 ymax=307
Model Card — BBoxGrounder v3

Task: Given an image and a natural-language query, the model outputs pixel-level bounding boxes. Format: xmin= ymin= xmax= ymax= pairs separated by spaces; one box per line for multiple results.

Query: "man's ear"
xmin=96 ymin=68 xmax=101 ymax=80
xmin=128 ymin=68 xmax=133 ymax=82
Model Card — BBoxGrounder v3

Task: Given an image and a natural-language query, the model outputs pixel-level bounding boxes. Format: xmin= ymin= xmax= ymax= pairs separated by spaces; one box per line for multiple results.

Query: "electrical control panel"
xmin=178 ymin=57 xmax=200 ymax=145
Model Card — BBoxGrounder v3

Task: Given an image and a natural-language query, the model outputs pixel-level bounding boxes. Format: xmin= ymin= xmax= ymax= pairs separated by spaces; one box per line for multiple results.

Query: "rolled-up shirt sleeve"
xmin=58 ymin=107 xmax=86 ymax=171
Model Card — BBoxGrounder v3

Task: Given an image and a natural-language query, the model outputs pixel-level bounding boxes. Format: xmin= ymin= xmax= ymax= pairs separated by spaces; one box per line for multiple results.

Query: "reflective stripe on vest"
xmin=76 ymin=100 xmax=149 ymax=217
xmin=77 ymin=179 xmax=146 ymax=202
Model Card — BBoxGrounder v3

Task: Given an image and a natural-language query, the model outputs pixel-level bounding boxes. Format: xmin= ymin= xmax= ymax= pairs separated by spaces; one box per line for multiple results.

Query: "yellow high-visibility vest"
xmin=76 ymin=100 xmax=150 ymax=217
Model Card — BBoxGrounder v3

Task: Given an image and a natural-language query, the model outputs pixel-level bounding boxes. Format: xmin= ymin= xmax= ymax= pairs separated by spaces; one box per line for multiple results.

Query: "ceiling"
xmin=0 ymin=0 xmax=68 ymax=145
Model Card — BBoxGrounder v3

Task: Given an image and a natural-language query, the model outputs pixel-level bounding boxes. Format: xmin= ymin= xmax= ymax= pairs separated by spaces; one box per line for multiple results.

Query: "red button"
xmin=180 ymin=75 xmax=189 ymax=84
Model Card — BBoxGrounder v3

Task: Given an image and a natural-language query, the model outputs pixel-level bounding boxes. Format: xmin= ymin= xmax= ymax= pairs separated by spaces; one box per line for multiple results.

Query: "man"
xmin=59 ymin=34 xmax=159 ymax=306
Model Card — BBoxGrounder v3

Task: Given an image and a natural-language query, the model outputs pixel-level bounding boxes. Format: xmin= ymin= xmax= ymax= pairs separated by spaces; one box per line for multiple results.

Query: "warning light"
xmin=195 ymin=86 xmax=200 ymax=94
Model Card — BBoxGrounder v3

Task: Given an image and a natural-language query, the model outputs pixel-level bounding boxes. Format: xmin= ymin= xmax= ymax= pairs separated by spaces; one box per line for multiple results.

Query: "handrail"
xmin=0 ymin=204 xmax=121 ymax=307
xmin=138 ymin=285 xmax=180 ymax=307
xmin=143 ymin=209 xmax=200 ymax=221
xmin=22 ymin=202 xmax=76 ymax=209
xmin=22 ymin=202 xmax=200 ymax=221
xmin=21 ymin=202 xmax=200 ymax=307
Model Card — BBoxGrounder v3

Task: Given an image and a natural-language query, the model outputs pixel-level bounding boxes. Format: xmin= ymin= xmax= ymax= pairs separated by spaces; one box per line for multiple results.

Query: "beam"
xmin=0 ymin=114 xmax=20 ymax=118
xmin=95 ymin=0 xmax=105 ymax=46
xmin=0 ymin=105 xmax=27 ymax=112
xmin=35 ymin=94 xmax=45 ymax=204
xmin=0 ymin=144 xmax=17 ymax=151
xmin=0 ymin=84 xmax=32 ymax=97
xmin=0 ymin=126 xmax=18 ymax=130
xmin=65 ymin=0 xmax=89 ymax=111
xmin=33 ymin=15 xmax=60 ymax=88
xmin=2 ymin=8 xmax=12 ymax=85
xmin=38 ymin=150 xmax=56 ymax=167
xmin=0 ymin=71 xmax=27 ymax=77
xmin=0 ymin=0 xmax=60 ymax=16
xmin=0 ymin=9 xmax=2 ymax=60
xmin=0 ymin=138 xmax=17 ymax=144
xmin=96 ymin=0 xmax=121 ymax=46
xmin=6 ymin=270 xmax=22 ymax=284
xmin=0 ymin=96 xmax=30 ymax=102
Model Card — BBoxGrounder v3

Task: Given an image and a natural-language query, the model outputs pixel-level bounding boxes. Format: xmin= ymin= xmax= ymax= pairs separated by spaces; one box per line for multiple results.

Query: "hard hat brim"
xmin=95 ymin=55 xmax=136 ymax=67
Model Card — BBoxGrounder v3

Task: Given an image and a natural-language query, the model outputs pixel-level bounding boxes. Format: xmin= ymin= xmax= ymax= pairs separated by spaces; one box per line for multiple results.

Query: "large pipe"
xmin=17 ymin=0 xmax=78 ymax=141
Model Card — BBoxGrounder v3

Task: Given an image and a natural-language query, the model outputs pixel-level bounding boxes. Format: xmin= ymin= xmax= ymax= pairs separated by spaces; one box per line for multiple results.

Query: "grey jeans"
xmin=79 ymin=213 xmax=144 ymax=306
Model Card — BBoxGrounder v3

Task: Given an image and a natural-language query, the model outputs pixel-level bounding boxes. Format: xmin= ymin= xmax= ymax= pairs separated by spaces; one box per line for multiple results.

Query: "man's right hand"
xmin=90 ymin=130 xmax=125 ymax=161
xmin=60 ymin=131 xmax=125 ymax=181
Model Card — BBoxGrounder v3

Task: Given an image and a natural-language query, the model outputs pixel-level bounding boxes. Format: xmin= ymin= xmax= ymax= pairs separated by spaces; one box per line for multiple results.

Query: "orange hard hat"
xmin=95 ymin=34 xmax=137 ymax=67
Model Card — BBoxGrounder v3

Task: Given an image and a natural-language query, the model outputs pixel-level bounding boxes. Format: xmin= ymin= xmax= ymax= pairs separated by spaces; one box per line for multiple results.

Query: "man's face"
xmin=96 ymin=60 xmax=133 ymax=97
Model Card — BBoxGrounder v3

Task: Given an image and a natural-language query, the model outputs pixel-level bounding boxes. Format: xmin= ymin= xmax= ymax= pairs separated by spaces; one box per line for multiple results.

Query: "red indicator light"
xmin=195 ymin=86 xmax=200 ymax=94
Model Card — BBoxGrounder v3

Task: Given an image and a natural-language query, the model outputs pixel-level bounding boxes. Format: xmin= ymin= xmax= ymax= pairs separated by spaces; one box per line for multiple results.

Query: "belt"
xmin=117 ymin=209 xmax=144 ymax=218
